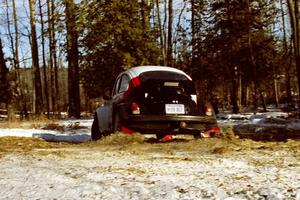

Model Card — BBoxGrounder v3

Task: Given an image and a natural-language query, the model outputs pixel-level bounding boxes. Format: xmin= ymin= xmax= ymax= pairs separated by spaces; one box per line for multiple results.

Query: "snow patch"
xmin=0 ymin=119 xmax=93 ymax=143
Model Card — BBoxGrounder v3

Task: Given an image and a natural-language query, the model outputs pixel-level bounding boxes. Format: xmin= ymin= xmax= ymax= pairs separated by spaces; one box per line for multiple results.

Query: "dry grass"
xmin=0 ymin=117 xmax=57 ymax=129
xmin=1 ymin=126 xmax=300 ymax=160
xmin=0 ymin=137 xmax=70 ymax=158
xmin=0 ymin=118 xmax=86 ymax=131
xmin=97 ymin=132 xmax=145 ymax=145
xmin=42 ymin=123 xmax=65 ymax=131
xmin=66 ymin=122 xmax=86 ymax=130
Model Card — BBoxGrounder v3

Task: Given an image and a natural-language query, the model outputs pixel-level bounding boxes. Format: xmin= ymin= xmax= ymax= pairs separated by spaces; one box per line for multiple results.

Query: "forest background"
xmin=0 ymin=0 xmax=300 ymax=119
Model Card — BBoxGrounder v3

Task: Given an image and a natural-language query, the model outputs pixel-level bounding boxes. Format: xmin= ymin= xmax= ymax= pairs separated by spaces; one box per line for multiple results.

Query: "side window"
xmin=112 ymin=77 xmax=121 ymax=96
xmin=118 ymin=75 xmax=130 ymax=93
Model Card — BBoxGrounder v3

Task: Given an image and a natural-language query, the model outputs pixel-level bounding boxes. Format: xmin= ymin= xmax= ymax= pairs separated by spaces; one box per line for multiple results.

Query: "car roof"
xmin=126 ymin=66 xmax=192 ymax=80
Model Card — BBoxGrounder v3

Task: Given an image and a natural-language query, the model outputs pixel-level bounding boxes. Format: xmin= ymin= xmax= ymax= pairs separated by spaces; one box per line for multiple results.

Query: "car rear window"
xmin=139 ymin=71 xmax=189 ymax=81
xmin=138 ymin=71 xmax=196 ymax=95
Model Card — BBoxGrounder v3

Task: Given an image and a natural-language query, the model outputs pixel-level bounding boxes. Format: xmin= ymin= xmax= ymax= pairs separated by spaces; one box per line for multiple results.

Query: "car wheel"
xmin=193 ymin=133 xmax=202 ymax=139
xmin=91 ymin=114 xmax=102 ymax=141
xmin=113 ymin=113 xmax=121 ymax=133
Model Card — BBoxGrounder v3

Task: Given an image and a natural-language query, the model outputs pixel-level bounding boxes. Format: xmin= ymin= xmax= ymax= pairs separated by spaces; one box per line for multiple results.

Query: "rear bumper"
xmin=120 ymin=114 xmax=218 ymax=135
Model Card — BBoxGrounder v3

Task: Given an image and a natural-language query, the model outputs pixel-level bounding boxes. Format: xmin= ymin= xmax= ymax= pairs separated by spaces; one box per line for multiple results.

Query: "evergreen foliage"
xmin=78 ymin=0 xmax=160 ymax=98
xmin=0 ymin=0 xmax=300 ymax=116
xmin=189 ymin=0 xmax=279 ymax=112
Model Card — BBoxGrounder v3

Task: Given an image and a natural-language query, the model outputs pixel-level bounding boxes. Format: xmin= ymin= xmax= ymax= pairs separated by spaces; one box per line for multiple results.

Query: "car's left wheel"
xmin=193 ymin=133 xmax=202 ymax=139
xmin=91 ymin=114 xmax=102 ymax=141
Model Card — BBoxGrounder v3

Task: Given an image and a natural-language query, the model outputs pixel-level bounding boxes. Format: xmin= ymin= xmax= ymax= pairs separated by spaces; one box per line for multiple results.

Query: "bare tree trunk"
xmin=4 ymin=0 xmax=17 ymax=120
xmin=12 ymin=0 xmax=24 ymax=119
xmin=272 ymin=62 xmax=279 ymax=107
xmin=173 ymin=1 xmax=186 ymax=63
xmin=12 ymin=0 xmax=19 ymax=69
xmin=280 ymin=0 xmax=293 ymax=106
xmin=51 ymin=0 xmax=60 ymax=113
xmin=225 ymin=0 xmax=239 ymax=113
xmin=155 ymin=0 xmax=166 ymax=65
xmin=246 ymin=0 xmax=258 ymax=111
xmin=245 ymin=85 xmax=249 ymax=106
xmin=259 ymin=89 xmax=267 ymax=112
xmin=29 ymin=0 xmax=44 ymax=114
xmin=238 ymin=70 xmax=242 ymax=109
xmin=163 ymin=0 xmax=167 ymax=62
xmin=5 ymin=0 xmax=15 ymax=63
xmin=65 ymin=0 xmax=80 ymax=118
xmin=47 ymin=0 xmax=55 ymax=113
xmin=167 ymin=0 xmax=173 ymax=66
xmin=273 ymin=75 xmax=279 ymax=107
xmin=231 ymin=69 xmax=239 ymax=114
xmin=287 ymin=0 xmax=300 ymax=117
xmin=38 ymin=0 xmax=50 ymax=117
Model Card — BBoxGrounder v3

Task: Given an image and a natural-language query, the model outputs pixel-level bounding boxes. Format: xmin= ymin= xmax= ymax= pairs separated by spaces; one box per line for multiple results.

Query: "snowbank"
xmin=217 ymin=111 xmax=300 ymax=140
xmin=0 ymin=119 xmax=93 ymax=143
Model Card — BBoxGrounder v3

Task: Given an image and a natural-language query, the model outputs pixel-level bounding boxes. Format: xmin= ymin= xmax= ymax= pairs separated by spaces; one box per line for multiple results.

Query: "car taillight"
xmin=131 ymin=102 xmax=140 ymax=115
xmin=124 ymin=76 xmax=141 ymax=97
xmin=205 ymin=104 xmax=213 ymax=116
xmin=131 ymin=77 xmax=141 ymax=87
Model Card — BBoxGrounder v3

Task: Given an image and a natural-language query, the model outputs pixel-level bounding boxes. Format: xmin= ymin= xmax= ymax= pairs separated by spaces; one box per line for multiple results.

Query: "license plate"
xmin=165 ymin=104 xmax=185 ymax=114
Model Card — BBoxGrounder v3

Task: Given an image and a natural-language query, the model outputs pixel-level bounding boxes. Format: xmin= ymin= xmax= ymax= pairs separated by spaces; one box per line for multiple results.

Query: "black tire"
xmin=91 ymin=114 xmax=102 ymax=141
xmin=193 ymin=133 xmax=202 ymax=139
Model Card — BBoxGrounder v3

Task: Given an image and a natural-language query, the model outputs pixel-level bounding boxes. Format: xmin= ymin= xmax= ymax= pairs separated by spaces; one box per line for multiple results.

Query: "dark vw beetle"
xmin=91 ymin=66 xmax=220 ymax=140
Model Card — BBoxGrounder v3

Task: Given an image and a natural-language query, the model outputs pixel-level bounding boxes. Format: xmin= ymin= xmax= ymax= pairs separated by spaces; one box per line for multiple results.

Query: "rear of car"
xmin=118 ymin=69 xmax=219 ymax=138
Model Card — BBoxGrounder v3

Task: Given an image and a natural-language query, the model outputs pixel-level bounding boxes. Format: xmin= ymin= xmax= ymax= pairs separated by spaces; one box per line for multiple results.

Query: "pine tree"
xmin=79 ymin=0 xmax=159 ymax=98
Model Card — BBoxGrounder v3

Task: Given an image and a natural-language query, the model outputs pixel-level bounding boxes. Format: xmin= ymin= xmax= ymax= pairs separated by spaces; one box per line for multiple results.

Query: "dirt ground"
xmin=1 ymin=134 xmax=300 ymax=199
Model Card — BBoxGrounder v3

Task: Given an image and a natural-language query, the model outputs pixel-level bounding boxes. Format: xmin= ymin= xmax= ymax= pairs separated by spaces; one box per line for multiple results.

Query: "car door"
xmin=97 ymin=76 xmax=121 ymax=132
xmin=112 ymin=74 xmax=131 ymax=115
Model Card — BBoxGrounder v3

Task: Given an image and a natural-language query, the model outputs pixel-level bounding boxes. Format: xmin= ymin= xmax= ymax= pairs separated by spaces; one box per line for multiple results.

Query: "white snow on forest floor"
xmin=217 ymin=111 xmax=300 ymax=130
xmin=0 ymin=119 xmax=93 ymax=143
xmin=0 ymin=110 xmax=300 ymax=143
